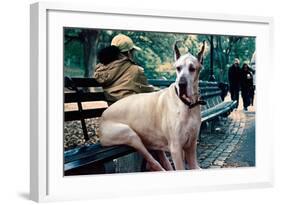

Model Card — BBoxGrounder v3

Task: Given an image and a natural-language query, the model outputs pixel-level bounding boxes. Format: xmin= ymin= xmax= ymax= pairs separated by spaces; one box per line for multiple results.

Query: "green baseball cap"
xmin=111 ymin=34 xmax=141 ymax=52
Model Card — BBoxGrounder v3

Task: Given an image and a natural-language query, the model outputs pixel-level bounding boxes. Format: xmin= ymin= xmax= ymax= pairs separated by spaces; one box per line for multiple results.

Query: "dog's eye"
xmin=189 ymin=65 xmax=196 ymax=72
xmin=176 ymin=66 xmax=182 ymax=72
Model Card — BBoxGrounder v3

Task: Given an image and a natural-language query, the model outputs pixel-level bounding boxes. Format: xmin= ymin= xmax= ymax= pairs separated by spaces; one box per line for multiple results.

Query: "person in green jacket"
xmin=94 ymin=34 xmax=154 ymax=103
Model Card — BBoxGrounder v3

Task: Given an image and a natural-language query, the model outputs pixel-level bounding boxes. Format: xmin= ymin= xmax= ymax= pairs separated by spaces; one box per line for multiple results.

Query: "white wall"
xmin=0 ymin=0 xmax=280 ymax=204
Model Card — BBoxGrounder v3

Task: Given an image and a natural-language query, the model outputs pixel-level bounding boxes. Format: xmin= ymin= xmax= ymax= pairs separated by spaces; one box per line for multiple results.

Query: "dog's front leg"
xmin=184 ymin=139 xmax=200 ymax=169
xmin=156 ymin=151 xmax=174 ymax=171
xmin=170 ymin=142 xmax=185 ymax=170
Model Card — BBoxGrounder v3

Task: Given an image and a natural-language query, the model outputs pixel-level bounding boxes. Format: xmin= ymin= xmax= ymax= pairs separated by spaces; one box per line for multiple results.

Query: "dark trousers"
xmin=249 ymin=85 xmax=255 ymax=106
xmin=242 ymin=85 xmax=254 ymax=108
xmin=241 ymin=89 xmax=250 ymax=109
xmin=230 ymin=87 xmax=239 ymax=108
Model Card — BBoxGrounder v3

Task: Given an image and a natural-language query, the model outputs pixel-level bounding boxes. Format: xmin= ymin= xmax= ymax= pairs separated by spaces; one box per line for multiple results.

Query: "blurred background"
xmin=64 ymin=28 xmax=255 ymax=82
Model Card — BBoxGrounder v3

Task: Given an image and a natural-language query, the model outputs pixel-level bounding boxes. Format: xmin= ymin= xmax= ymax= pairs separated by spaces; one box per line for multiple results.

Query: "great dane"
xmin=99 ymin=41 xmax=206 ymax=171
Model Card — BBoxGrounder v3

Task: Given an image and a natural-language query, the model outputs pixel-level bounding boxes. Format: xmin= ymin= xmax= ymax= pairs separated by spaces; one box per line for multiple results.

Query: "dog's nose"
xmin=179 ymin=76 xmax=187 ymax=85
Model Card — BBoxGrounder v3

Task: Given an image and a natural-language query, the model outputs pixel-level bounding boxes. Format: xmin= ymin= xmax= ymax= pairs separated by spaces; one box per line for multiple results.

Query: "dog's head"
xmin=174 ymin=41 xmax=205 ymax=102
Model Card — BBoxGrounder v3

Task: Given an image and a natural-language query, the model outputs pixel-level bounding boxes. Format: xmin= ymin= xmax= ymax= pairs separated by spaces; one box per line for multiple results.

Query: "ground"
xmin=197 ymin=94 xmax=255 ymax=169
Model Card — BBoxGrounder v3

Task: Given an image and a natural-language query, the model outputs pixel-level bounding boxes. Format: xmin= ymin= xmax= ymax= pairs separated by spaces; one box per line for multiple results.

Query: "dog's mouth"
xmin=178 ymin=83 xmax=192 ymax=103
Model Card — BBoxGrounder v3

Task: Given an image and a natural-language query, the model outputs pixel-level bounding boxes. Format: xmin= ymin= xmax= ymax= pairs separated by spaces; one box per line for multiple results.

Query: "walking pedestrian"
xmin=240 ymin=63 xmax=254 ymax=111
xmin=250 ymin=52 xmax=256 ymax=106
xmin=228 ymin=58 xmax=241 ymax=109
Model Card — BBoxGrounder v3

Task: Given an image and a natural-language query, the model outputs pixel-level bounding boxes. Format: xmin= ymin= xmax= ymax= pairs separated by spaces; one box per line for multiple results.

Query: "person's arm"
xmin=133 ymin=65 xmax=155 ymax=93
xmin=248 ymin=66 xmax=255 ymax=75
xmin=228 ymin=66 xmax=233 ymax=84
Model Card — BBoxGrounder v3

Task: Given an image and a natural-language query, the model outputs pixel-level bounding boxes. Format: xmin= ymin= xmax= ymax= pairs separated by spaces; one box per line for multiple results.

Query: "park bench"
xmin=64 ymin=77 xmax=236 ymax=176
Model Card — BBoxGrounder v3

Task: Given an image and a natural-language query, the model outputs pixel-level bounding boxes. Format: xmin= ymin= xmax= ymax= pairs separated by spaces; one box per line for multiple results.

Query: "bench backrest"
xmin=64 ymin=78 xmax=225 ymax=117
xmin=64 ymin=77 xmax=108 ymax=141
xmin=64 ymin=77 xmax=107 ymax=121
xmin=148 ymin=79 xmax=224 ymax=111
xmin=199 ymin=81 xmax=223 ymax=111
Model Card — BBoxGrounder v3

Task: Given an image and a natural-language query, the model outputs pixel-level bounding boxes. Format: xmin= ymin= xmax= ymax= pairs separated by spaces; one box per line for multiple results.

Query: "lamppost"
xmin=209 ymin=35 xmax=216 ymax=81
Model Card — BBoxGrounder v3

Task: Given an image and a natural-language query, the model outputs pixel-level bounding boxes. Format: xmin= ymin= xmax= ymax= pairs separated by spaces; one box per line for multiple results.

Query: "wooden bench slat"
xmin=199 ymin=81 xmax=219 ymax=87
xmin=200 ymin=87 xmax=221 ymax=92
xmin=65 ymin=77 xmax=101 ymax=88
xmin=64 ymin=108 xmax=106 ymax=121
xmin=148 ymin=79 xmax=220 ymax=88
xmin=64 ymin=92 xmax=106 ymax=103
xmin=148 ymin=79 xmax=174 ymax=87
xmin=201 ymin=101 xmax=237 ymax=122
xmin=64 ymin=144 xmax=135 ymax=171
xmin=201 ymin=90 xmax=222 ymax=99
xmin=65 ymin=143 xmax=133 ymax=163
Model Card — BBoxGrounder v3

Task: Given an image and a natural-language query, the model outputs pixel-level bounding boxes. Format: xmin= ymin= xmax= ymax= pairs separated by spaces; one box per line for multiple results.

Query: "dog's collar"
xmin=174 ymin=86 xmax=206 ymax=109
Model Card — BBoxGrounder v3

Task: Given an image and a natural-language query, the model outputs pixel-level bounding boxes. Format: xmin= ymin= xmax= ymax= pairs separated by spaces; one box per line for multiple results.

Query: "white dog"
xmin=99 ymin=41 xmax=206 ymax=171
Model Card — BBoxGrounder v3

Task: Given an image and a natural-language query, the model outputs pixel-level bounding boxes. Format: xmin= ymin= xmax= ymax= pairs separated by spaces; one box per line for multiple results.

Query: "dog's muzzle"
xmin=175 ymin=84 xmax=206 ymax=109
xmin=179 ymin=82 xmax=189 ymax=101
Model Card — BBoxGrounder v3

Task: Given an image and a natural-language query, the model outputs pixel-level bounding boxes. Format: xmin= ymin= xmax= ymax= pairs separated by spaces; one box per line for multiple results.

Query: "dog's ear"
xmin=174 ymin=41 xmax=181 ymax=60
xmin=197 ymin=41 xmax=205 ymax=64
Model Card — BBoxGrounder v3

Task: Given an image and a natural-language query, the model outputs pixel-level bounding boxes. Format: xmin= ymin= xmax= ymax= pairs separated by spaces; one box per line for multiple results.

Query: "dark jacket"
xmin=240 ymin=69 xmax=254 ymax=90
xmin=93 ymin=46 xmax=154 ymax=102
xmin=228 ymin=64 xmax=241 ymax=90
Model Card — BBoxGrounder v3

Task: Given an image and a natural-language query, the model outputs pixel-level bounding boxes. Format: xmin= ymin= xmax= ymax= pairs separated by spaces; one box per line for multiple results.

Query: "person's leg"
xmin=234 ymin=87 xmax=239 ymax=108
xmin=241 ymin=90 xmax=247 ymax=110
xmin=250 ymin=86 xmax=255 ymax=106
xmin=246 ymin=89 xmax=251 ymax=108
xmin=229 ymin=87 xmax=234 ymax=101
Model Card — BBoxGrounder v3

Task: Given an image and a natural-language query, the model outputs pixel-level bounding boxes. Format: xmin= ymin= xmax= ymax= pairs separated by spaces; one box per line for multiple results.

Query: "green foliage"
xmin=64 ymin=28 xmax=84 ymax=77
xmin=64 ymin=28 xmax=255 ymax=82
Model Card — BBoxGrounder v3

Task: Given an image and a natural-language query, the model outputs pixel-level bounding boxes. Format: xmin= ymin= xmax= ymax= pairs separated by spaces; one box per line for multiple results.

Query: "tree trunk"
xmin=209 ymin=35 xmax=216 ymax=81
xmin=82 ymin=30 xmax=99 ymax=78
xmin=215 ymin=37 xmax=221 ymax=82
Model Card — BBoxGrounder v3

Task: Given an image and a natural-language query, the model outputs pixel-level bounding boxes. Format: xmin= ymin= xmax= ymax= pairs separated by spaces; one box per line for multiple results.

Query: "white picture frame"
xmin=30 ymin=2 xmax=274 ymax=202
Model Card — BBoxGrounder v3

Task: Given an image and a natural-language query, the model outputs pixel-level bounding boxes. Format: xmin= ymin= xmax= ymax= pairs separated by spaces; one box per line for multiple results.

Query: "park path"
xmin=197 ymin=94 xmax=256 ymax=169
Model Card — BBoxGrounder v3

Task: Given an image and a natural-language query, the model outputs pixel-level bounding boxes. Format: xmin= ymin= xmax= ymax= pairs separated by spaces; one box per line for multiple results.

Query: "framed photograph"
xmin=30 ymin=2 xmax=274 ymax=202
